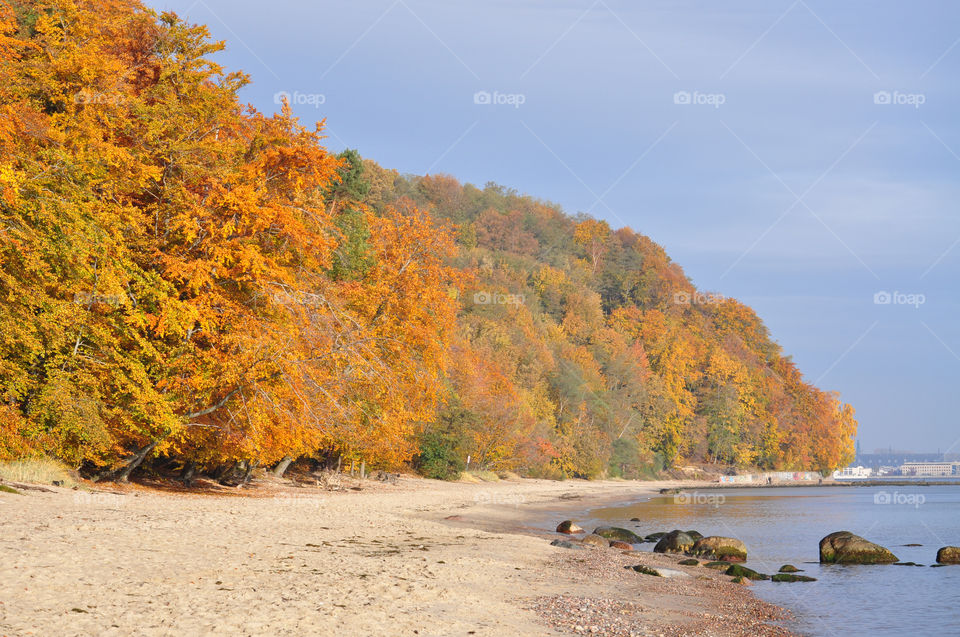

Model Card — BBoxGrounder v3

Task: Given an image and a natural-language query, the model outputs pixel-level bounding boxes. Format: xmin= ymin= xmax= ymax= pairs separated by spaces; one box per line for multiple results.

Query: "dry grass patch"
xmin=0 ymin=458 xmax=76 ymax=487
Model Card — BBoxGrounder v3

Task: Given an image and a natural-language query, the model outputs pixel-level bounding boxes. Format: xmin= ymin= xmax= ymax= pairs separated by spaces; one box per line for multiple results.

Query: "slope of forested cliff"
xmin=352 ymin=163 xmax=857 ymax=477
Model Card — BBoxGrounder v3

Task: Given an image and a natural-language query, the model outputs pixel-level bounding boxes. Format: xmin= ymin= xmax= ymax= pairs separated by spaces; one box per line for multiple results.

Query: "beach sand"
xmin=0 ymin=474 xmax=792 ymax=636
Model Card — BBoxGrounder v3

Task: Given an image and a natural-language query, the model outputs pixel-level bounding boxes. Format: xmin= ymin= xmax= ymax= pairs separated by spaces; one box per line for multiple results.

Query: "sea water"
xmin=576 ymin=485 xmax=960 ymax=636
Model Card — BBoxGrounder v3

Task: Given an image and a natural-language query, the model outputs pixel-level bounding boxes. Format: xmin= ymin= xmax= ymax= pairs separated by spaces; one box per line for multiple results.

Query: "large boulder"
xmin=819 ymin=531 xmax=899 ymax=564
xmin=690 ymin=536 xmax=748 ymax=562
xmin=581 ymin=533 xmax=608 ymax=547
xmin=556 ymin=520 xmax=584 ymax=534
xmin=593 ymin=526 xmax=643 ymax=543
xmin=653 ymin=530 xmax=696 ymax=554
xmin=936 ymin=546 xmax=960 ymax=564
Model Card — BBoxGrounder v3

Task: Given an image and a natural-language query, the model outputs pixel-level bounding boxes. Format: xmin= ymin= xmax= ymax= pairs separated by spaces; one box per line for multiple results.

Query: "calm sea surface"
xmin=559 ymin=484 xmax=960 ymax=636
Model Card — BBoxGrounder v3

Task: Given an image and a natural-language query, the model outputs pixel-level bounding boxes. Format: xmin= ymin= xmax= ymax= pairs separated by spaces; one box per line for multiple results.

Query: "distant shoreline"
xmin=692 ymin=479 xmax=960 ymax=489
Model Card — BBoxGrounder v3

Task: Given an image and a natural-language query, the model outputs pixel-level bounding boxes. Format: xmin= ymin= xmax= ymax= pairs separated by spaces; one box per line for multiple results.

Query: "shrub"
xmin=413 ymin=432 xmax=465 ymax=480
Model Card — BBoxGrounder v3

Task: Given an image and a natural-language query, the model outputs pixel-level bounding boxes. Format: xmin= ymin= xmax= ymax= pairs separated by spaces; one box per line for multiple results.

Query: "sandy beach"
xmin=0 ymin=474 xmax=792 ymax=636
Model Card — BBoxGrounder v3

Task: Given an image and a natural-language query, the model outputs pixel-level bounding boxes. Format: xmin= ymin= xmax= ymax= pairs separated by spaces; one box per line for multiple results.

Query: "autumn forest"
xmin=0 ymin=0 xmax=857 ymax=482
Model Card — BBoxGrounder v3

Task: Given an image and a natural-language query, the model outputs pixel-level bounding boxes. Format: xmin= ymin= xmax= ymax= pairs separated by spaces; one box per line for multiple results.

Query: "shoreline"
xmin=1 ymin=475 xmax=793 ymax=636
xmin=702 ymin=480 xmax=960 ymax=489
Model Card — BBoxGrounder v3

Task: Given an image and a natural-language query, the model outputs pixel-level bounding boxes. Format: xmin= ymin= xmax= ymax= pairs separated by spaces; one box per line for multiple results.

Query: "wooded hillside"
xmin=0 ymin=0 xmax=856 ymax=481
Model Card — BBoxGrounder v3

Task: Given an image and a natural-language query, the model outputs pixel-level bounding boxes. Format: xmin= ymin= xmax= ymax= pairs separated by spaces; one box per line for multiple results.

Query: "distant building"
xmin=899 ymin=462 xmax=960 ymax=477
xmin=833 ymin=466 xmax=873 ymax=479
xmin=857 ymin=452 xmax=945 ymax=469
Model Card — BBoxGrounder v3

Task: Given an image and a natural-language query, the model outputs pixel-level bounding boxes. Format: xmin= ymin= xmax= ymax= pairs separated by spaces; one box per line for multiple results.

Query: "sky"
xmin=145 ymin=0 xmax=960 ymax=454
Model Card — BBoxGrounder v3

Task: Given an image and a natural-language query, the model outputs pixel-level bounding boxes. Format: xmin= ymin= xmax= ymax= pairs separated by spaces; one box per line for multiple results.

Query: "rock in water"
xmin=778 ymin=564 xmax=801 ymax=573
xmin=629 ymin=565 xmax=689 ymax=578
xmin=819 ymin=531 xmax=899 ymax=564
xmin=690 ymin=536 xmax=748 ymax=562
xmin=644 ymin=532 xmax=667 ymax=543
xmin=704 ymin=561 xmax=730 ymax=570
xmin=772 ymin=573 xmax=817 ymax=582
xmin=725 ymin=564 xmax=770 ymax=581
xmin=653 ymin=530 xmax=696 ymax=554
xmin=609 ymin=540 xmax=633 ymax=550
xmin=581 ymin=534 xmax=608 ymax=547
xmin=593 ymin=526 xmax=643 ymax=543
xmin=556 ymin=520 xmax=584 ymax=534
xmin=936 ymin=547 xmax=960 ymax=564
xmin=651 ymin=568 xmax=689 ymax=579
xmin=685 ymin=530 xmax=704 ymax=541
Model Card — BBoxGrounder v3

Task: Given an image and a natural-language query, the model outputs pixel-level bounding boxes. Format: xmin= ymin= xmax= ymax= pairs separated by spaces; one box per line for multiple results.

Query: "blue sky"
xmin=146 ymin=0 xmax=960 ymax=454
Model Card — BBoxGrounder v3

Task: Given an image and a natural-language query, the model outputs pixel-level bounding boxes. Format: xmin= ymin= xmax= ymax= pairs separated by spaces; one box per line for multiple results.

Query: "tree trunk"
xmin=273 ymin=455 xmax=294 ymax=478
xmin=95 ymin=438 xmax=162 ymax=483
xmin=181 ymin=461 xmax=196 ymax=486
xmin=215 ymin=461 xmax=239 ymax=484
xmin=240 ymin=460 xmax=259 ymax=486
